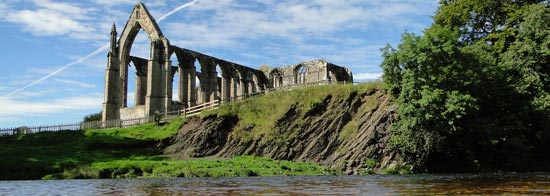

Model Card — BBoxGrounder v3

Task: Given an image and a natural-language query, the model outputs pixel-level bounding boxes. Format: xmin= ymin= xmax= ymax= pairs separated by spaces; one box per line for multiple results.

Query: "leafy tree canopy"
xmin=382 ymin=0 xmax=550 ymax=172
xmin=83 ymin=112 xmax=102 ymax=122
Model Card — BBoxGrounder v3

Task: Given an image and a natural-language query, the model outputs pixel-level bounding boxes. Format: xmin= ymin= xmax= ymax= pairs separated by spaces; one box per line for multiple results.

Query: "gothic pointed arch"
xmin=118 ymin=2 xmax=166 ymax=67
xmin=114 ymin=2 xmax=171 ymax=112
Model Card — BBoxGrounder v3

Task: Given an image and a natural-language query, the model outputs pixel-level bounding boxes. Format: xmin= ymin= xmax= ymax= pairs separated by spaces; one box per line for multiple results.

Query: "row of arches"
xmin=267 ymin=60 xmax=354 ymax=89
xmin=121 ymin=45 xmax=267 ymax=116
xmin=102 ymin=3 xmax=352 ymax=121
xmin=268 ymin=64 xmax=309 ymax=88
xmin=103 ymin=3 xmax=269 ymax=121
xmin=125 ymin=48 xmax=267 ymax=108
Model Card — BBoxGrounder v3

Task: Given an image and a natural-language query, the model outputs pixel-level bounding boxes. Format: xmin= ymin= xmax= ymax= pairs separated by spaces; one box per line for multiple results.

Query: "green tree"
xmin=383 ymin=1 xmax=550 ymax=172
xmin=83 ymin=112 xmax=102 ymax=122
xmin=382 ymin=26 xmax=481 ymax=169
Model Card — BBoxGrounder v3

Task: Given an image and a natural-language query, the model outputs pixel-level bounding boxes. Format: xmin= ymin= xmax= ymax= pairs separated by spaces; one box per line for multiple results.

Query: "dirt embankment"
xmin=164 ymin=89 xmax=402 ymax=174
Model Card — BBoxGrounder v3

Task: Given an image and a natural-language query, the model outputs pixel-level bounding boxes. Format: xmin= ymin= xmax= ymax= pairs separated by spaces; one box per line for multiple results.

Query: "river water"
xmin=1 ymin=173 xmax=549 ymax=195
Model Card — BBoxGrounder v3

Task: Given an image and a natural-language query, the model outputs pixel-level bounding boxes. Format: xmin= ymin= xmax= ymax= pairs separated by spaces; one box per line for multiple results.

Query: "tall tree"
xmin=382 ymin=0 xmax=550 ymax=172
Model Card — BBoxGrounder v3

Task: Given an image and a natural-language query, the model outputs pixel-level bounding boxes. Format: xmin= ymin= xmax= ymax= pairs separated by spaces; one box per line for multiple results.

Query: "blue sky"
xmin=0 ymin=0 xmax=438 ymax=128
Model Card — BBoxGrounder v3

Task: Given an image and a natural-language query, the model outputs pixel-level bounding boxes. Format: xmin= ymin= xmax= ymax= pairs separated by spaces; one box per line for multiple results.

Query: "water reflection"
xmin=1 ymin=173 xmax=549 ymax=195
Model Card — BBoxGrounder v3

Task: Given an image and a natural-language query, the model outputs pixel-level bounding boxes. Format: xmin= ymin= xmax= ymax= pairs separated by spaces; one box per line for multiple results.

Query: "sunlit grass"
xmin=0 ymin=82 xmax=385 ymax=180
xmin=60 ymin=156 xmax=335 ymax=179
xmin=202 ymin=82 xmax=385 ymax=143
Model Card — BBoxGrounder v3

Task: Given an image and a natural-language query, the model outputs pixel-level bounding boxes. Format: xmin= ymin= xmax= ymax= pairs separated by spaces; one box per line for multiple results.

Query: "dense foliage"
xmin=83 ymin=111 xmax=102 ymax=122
xmin=382 ymin=0 xmax=550 ymax=172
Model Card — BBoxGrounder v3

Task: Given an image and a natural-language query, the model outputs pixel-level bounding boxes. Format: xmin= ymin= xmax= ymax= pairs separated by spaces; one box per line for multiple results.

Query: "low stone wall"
xmin=120 ymin=105 xmax=146 ymax=120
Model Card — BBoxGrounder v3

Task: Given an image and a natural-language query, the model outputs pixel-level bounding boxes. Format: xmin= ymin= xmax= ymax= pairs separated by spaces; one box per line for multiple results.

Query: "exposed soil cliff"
xmin=164 ymin=84 xmax=403 ymax=174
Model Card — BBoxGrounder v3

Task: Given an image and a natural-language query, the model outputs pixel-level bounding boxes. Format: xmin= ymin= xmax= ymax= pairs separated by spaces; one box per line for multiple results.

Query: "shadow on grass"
xmin=0 ymin=130 xmax=164 ymax=180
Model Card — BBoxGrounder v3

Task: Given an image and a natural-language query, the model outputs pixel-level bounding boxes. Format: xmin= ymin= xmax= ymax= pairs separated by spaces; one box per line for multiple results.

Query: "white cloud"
xmin=0 ymin=3 xmax=7 ymax=12
xmin=166 ymin=0 xmax=436 ymax=48
xmin=354 ymin=72 xmax=382 ymax=80
xmin=4 ymin=8 xmax=93 ymax=36
xmin=0 ymin=94 xmax=103 ymax=117
xmin=92 ymin=0 xmax=135 ymax=6
xmin=33 ymin=0 xmax=87 ymax=17
xmin=0 ymin=0 xmax=111 ymax=40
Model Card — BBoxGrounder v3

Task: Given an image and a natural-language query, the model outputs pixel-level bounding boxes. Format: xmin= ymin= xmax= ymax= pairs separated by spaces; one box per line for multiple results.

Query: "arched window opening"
xmin=127 ymin=61 xmax=137 ymax=106
xmin=297 ymin=65 xmax=308 ymax=84
xmin=170 ymin=54 xmax=179 ymax=102
xmin=194 ymin=60 xmax=201 ymax=88
xmin=270 ymin=69 xmax=283 ymax=88
xmin=126 ymin=29 xmax=149 ymax=107
xmin=193 ymin=60 xmax=202 ymax=105
xmin=216 ymin=65 xmax=223 ymax=101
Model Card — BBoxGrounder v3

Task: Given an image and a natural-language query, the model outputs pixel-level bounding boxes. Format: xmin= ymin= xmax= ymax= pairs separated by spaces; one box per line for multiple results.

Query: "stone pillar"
xmin=240 ymin=77 xmax=248 ymax=99
xmin=135 ymin=74 xmax=147 ymax=105
xmin=134 ymin=62 xmax=147 ymax=106
xmin=103 ymin=25 xmax=120 ymax=122
xmin=198 ymin=58 xmax=217 ymax=104
xmin=178 ymin=65 xmax=189 ymax=105
xmin=231 ymin=77 xmax=238 ymax=101
xmin=121 ymin=64 xmax=128 ymax=107
xmin=201 ymin=76 xmax=210 ymax=104
xmin=221 ymin=74 xmax=231 ymax=103
xmin=188 ymin=67 xmax=197 ymax=107
xmin=135 ymin=75 xmax=143 ymax=105
xmin=164 ymin=66 xmax=177 ymax=112
xmin=145 ymin=39 xmax=166 ymax=116
xmin=102 ymin=52 xmax=120 ymax=121
xmin=248 ymin=80 xmax=255 ymax=95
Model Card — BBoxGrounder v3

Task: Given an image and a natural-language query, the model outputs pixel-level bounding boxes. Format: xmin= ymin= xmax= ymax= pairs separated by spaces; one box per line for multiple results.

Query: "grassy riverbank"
xmin=0 ymin=118 xmax=333 ymax=180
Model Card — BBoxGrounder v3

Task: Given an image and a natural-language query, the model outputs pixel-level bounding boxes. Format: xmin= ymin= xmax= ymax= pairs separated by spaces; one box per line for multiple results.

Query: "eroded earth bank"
xmin=164 ymin=83 xmax=406 ymax=174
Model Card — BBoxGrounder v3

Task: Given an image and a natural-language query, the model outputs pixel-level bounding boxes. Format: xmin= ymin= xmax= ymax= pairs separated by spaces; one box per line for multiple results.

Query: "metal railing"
xmin=0 ymin=116 xmax=155 ymax=137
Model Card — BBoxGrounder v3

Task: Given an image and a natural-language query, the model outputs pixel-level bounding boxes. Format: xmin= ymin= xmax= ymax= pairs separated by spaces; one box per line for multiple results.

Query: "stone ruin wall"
xmin=102 ymin=3 xmax=353 ymax=121
xmin=264 ymin=60 xmax=353 ymax=88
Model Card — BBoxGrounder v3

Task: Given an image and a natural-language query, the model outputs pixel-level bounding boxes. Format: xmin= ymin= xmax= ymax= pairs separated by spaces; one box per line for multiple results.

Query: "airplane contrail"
xmin=2 ymin=44 xmax=109 ymax=97
xmin=157 ymin=0 xmax=199 ymax=22
xmin=2 ymin=0 xmax=199 ymax=98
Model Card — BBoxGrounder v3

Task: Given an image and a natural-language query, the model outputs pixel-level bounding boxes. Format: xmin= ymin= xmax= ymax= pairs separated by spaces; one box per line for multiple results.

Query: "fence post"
xmin=184 ymin=106 xmax=187 ymax=118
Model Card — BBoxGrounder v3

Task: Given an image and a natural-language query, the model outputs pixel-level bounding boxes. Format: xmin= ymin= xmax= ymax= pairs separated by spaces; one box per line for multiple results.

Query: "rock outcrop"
xmin=164 ymin=88 xmax=402 ymax=174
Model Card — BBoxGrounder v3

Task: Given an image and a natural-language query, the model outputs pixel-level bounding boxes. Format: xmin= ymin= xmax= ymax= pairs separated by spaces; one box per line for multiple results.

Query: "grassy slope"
xmin=1 ymin=83 xmax=384 ymax=180
xmin=201 ymin=82 xmax=385 ymax=143
xmin=0 ymin=119 xmax=182 ymax=180
xmin=0 ymin=116 xmax=332 ymax=180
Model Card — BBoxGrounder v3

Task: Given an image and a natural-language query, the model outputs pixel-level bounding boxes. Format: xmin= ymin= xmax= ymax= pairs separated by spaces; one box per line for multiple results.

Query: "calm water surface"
xmin=1 ymin=173 xmax=550 ymax=195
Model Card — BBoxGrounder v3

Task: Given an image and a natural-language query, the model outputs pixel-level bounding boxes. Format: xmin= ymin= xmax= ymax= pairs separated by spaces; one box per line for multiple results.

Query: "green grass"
xmin=0 ymin=117 xmax=333 ymax=180
xmin=1 ymin=83 xmax=386 ymax=180
xmin=201 ymin=82 xmax=385 ymax=144
xmin=338 ymin=91 xmax=382 ymax=141
xmin=55 ymin=156 xmax=335 ymax=179
xmin=0 ymin=118 xmax=184 ymax=180
xmin=339 ymin=118 xmax=360 ymax=140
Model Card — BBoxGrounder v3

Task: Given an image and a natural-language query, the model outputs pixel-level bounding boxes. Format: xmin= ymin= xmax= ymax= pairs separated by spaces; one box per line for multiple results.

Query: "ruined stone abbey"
xmin=102 ymin=3 xmax=353 ymax=121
